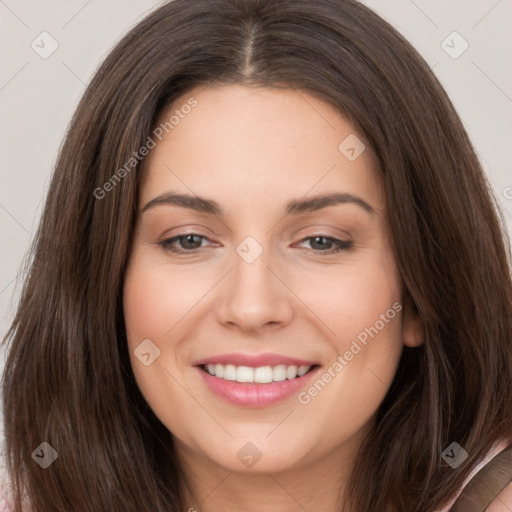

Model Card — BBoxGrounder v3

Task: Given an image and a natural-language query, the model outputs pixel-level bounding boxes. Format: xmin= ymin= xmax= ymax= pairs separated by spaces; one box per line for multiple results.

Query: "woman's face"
xmin=123 ymin=85 xmax=422 ymax=476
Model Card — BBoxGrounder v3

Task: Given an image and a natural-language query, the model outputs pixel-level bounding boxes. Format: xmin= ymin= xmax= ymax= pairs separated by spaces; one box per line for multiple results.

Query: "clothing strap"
xmin=449 ymin=443 xmax=512 ymax=512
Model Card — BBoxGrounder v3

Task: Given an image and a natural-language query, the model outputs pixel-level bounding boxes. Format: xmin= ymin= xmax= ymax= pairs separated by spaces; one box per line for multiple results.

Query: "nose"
xmin=215 ymin=243 xmax=294 ymax=334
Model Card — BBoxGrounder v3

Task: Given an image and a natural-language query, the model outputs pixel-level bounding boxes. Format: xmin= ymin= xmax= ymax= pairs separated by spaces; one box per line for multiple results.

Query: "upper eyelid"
xmin=162 ymin=232 xmax=349 ymax=241
xmin=161 ymin=232 xmax=350 ymax=248
xmin=162 ymin=222 xmax=351 ymax=241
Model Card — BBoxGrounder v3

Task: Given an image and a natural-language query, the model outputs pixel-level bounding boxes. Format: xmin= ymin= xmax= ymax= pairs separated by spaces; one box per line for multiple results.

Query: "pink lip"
xmin=192 ymin=352 xmax=318 ymax=368
xmin=195 ymin=364 xmax=320 ymax=408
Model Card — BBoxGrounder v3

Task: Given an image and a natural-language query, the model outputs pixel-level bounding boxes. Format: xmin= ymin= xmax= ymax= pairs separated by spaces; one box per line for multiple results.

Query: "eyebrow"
xmin=141 ymin=191 xmax=376 ymax=216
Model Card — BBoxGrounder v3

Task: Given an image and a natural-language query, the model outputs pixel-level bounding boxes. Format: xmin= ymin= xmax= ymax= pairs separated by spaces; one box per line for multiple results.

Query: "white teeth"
xmin=236 ymin=366 xmax=254 ymax=383
xmin=286 ymin=365 xmax=298 ymax=379
xmin=297 ymin=365 xmax=310 ymax=377
xmin=214 ymin=364 xmax=224 ymax=378
xmin=272 ymin=365 xmax=287 ymax=382
xmin=223 ymin=364 xmax=236 ymax=381
xmin=204 ymin=363 xmax=312 ymax=383
xmin=254 ymin=366 xmax=273 ymax=383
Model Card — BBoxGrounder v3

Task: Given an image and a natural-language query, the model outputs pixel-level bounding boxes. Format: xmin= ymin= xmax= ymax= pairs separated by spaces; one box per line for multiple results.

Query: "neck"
xmin=176 ymin=436 xmax=363 ymax=512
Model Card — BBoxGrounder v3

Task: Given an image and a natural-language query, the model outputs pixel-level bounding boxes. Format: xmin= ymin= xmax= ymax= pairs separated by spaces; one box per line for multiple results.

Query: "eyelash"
xmin=157 ymin=233 xmax=352 ymax=255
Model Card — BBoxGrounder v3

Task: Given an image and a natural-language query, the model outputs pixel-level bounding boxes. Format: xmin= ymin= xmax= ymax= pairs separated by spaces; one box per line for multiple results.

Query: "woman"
xmin=2 ymin=0 xmax=511 ymax=511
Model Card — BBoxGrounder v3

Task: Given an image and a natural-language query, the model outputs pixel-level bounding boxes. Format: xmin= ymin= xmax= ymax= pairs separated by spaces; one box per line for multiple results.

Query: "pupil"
xmin=313 ymin=236 xmax=329 ymax=250
xmin=183 ymin=235 xmax=201 ymax=249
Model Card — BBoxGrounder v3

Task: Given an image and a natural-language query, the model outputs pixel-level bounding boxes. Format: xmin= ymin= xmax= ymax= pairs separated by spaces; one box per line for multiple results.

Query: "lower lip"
xmin=196 ymin=366 xmax=320 ymax=407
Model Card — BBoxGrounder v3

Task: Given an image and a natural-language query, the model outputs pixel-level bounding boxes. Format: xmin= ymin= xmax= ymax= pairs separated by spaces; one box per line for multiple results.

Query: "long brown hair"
xmin=2 ymin=0 xmax=512 ymax=510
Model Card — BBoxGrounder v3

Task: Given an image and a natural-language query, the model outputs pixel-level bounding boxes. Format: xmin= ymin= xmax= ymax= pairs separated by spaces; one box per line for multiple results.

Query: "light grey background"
xmin=1 ymin=0 xmax=511 ymax=476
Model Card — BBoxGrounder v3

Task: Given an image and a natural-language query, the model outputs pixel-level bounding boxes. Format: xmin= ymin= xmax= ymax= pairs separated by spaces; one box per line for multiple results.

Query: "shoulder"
xmin=434 ymin=439 xmax=511 ymax=512
xmin=486 ymin=481 xmax=512 ymax=511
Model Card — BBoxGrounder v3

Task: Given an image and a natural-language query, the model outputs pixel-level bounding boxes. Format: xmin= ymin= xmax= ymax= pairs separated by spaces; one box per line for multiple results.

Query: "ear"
xmin=402 ymin=294 xmax=424 ymax=348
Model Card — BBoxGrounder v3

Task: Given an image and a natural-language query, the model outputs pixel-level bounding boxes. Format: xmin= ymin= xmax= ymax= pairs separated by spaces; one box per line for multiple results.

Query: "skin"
xmin=123 ymin=84 xmax=424 ymax=512
xmin=489 ymin=484 xmax=512 ymax=511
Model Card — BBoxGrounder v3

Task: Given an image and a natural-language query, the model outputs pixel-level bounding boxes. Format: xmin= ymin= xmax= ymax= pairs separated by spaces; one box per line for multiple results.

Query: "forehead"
xmin=140 ymin=85 xmax=384 ymax=213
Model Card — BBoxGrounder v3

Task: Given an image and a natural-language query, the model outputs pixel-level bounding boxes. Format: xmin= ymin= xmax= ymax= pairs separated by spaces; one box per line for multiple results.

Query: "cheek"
xmin=123 ymin=256 xmax=200 ymax=442
xmin=123 ymin=254 xmax=186 ymax=386
xmin=123 ymin=256 xmax=206 ymax=343
xmin=123 ymin=235 xmax=405 ymax=454
xmin=296 ymin=248 xmax=402 ymax=354
xmin=292 ymin=248 xmax=404 ymax=428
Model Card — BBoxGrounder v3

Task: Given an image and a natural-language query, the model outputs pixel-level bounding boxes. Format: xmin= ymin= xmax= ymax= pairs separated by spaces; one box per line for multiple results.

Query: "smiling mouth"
xmin=200 ymin=363 xmax=318 ymax=384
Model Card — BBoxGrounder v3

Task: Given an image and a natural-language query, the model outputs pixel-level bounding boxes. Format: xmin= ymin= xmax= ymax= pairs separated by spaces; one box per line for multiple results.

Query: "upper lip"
xmin=192 ymin=352 xmax=319 ymax=368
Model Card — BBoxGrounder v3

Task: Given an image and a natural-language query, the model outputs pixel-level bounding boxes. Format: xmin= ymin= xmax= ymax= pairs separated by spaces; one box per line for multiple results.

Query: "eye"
xmin=158 ymin=233 xmax=212 ymax=253
xmin=157 ymin=233 xmax=352 ymax=255
xmin=297 ymin=235 xmax=352 ymax=254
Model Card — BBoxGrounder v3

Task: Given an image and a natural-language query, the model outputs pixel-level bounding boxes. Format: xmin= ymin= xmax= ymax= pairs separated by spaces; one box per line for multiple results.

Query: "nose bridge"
xmin=231 ymin=235 xmax=277 ymax=307
xmin=215 ymin=234 xmax=294 ymax=331
xmin=233 ymin=242 xmax=273 ymax=294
